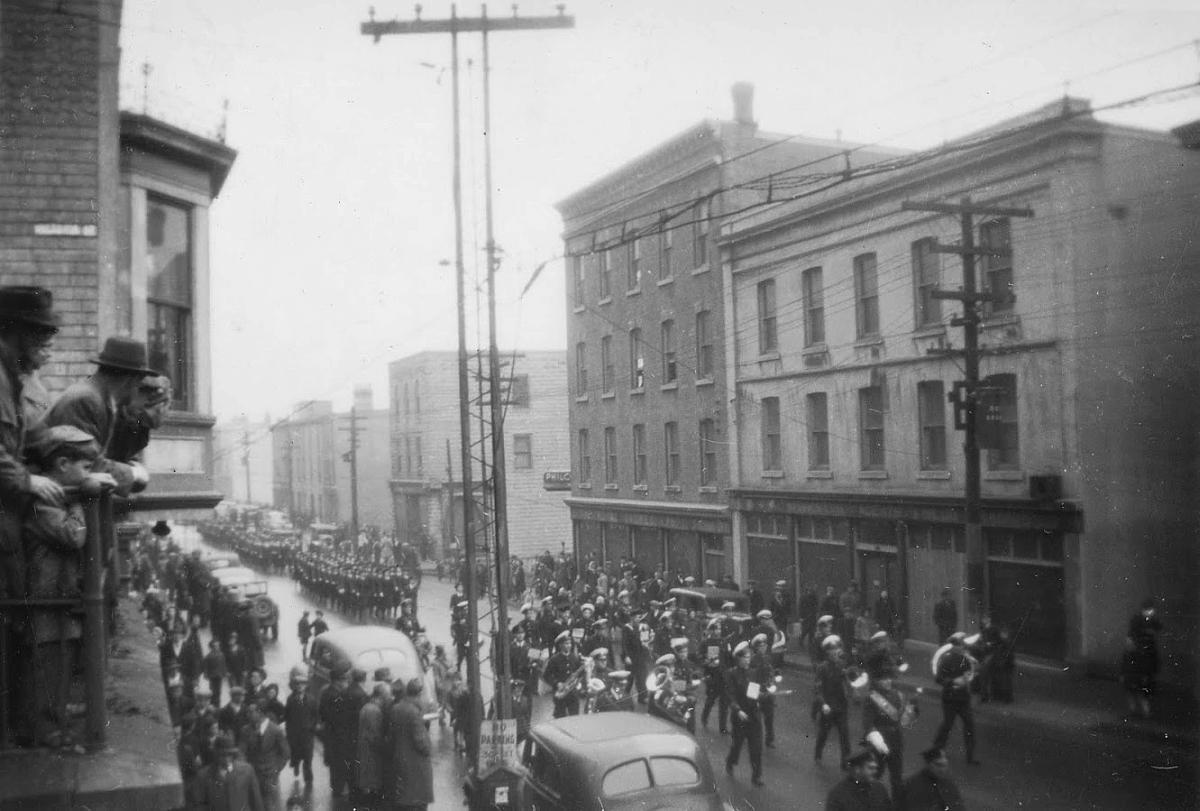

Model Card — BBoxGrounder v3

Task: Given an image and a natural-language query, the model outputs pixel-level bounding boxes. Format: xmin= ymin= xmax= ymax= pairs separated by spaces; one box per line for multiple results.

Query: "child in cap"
xmin=22 ymin=425 xmax=113 ymax=749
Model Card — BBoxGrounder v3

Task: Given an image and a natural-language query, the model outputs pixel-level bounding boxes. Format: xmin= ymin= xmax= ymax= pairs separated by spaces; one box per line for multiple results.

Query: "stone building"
xmin=722 ymin=98 xmax=1199 ymax=684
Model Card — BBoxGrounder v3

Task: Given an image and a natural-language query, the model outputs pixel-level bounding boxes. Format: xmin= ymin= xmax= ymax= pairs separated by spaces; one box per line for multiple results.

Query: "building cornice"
xmin=119 ymin=111 xmax=238 ymax=198
xmin=564 ymin=496 xmax=729 ymax=517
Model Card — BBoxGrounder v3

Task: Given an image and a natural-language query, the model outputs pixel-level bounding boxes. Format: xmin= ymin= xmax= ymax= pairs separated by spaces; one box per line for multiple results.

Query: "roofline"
xmin=388 ymin=349 xmax=566 ymax=368
xmin=119 ymin=111 xmax=238 ymax=198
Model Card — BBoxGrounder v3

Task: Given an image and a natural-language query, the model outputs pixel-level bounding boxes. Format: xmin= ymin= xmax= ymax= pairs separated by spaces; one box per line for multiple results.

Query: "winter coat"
xmin=388 ymin=696 xmax=433 ymax=805
xmin=22 ymin=492 xmax=85 ymax=643
xmin=356 ymin=700 xmax=388 ymax=793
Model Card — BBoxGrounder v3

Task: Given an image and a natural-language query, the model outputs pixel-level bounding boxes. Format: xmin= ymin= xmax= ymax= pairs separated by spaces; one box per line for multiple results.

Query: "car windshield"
xmin=242 ymin=582 xmax=267 ymax=597
xmin=649 ymin=756 xmax=699 ymax=787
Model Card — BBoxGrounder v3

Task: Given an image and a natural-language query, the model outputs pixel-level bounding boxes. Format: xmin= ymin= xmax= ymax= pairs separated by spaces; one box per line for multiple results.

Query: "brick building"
xmin=388 ymin=350 xmax=571 ymax=562
xmin=0 ymin=0 xmax=236 ymax=517
xmin=555 ymin=84 xmax=900 ymax=584
xmin=722 ymin=98 xmax=1199 ymax=684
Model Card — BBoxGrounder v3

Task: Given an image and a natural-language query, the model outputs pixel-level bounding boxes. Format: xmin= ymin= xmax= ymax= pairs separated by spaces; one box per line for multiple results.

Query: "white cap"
xmin=817 ymin=614 xmax=834 ymax=625
xmin=866 ymin=729 xmax=890 ymax=755
xmin=655 ymin=653 xmax=676 ymax=666
xmin=821 ymin=634 xmax=843 ymax=650
xmin=671 ymin=637 xmax=689 ymax=649
xmin=756 ymin=609 xmax=773 ymax=620
xmin=733 ymin=640 xmax=751 ymax=657
xmin=581 ymin=603 xmax=595 ymax=613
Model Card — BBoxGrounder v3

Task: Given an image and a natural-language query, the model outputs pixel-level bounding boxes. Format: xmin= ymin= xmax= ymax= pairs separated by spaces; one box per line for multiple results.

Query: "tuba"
xmin=646 ymin=664 xmax=673 ymax=696
xmin=554 ymin=656 xmax=592 ymax=700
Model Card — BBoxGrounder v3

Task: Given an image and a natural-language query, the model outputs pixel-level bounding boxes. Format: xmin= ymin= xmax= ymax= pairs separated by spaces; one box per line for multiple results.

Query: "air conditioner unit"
xmin=1029 ymin=475 xmax=1062 ymax=501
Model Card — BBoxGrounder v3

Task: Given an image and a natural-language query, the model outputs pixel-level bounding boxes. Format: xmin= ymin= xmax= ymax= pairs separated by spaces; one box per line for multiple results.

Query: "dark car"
xmin=519 ymin=711 xmax=731 ymax=811
xmin=669 ymin=586 xmax=786 ymax=659
xmin=306 ymin=627 xmax=439 ymax=722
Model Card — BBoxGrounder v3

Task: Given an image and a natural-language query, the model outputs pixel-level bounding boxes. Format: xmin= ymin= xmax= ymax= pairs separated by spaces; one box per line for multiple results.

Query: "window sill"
xmin=578 ymin=482 xmax=592 ymax=490
xmin=660 ymin=382 xmax=679 ymax=392
xmin=601 ymin=392 xmax=615 ymax=401
xmin=698 ymin=485 xmax=719 ymax=494
xmin=575 ymin=394 xmax=589 ymax=404
xmin=806 ymin=469 xmax=833 ymax=479
xmin=758 ymin=350 xmax=781 ymax=362
xmin=695 ymin=378 xmax=714 ymax=387
xmin=917 ymin=470 xmax=951 ymax=480
xmin=629 ymin=387 xmax=645 ymax=397
xmin=801 ymin=343 xmax=828 ymax=356
xmin=573 ymin=305 xmax=585 ymax=314
xmin=912 ymin=325 xmax=947 ymax=338
xmin=858 ymin=470 xmax=889 ymax=479
xmin=985 ymin=469 xmax=1024 ymax=481
xmin=761 ymin=470 xmax=785 ymax=479
xmin=656 ymin=277 xmax=674 ymax=287
xmin=664 ymin=485 xmax=682 ymax=494
xmin=691 ymin=263 xmax=710 ymax=276
xmin=598 ymin=296 xmax=613 ymax=306
xmin=604 ymin=484 xmax=619 ymax=492
xmin=626 ymin=287 xmax=641 ymax=298
xmin=854 ymin=335 xmax=884 ymax=348
xmin=633 ymin=484 xmax=649 ymax=493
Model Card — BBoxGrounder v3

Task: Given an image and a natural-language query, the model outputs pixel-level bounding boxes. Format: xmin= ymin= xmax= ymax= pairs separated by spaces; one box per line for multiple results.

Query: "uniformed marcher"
xmin=825 ymin=747 xmax=892 ymax=810
xmin=543 ymin=631 xmax=584 ymax=718
xmin=724 ymin=641 xmax=764 ymax=786
xmin=901 ymin=746 xmax=966 ymax=811
xmin=863 ymin=663 xmax=917 ymax=800
xmin=749 ymin=633 xmax=779 ymax=747
xmin=700 ymin=618 xmax=731 ymax=734
xmin=813 ymin=635 xmax=853 ymax=765
xmin=931 ymin=632 xmax=980 ymax=765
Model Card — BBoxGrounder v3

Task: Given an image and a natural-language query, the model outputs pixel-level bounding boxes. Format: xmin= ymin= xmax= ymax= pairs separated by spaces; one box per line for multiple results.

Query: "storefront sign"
xmin=34 ymin=223 xmax=97 ymax=237
xmin=543 ymin=470 xmax=571 ymax=491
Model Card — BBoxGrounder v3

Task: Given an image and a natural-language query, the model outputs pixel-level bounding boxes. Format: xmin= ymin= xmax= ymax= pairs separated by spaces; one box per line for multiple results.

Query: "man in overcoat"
xmin=389 ymin=678 xmax=434 ymax=810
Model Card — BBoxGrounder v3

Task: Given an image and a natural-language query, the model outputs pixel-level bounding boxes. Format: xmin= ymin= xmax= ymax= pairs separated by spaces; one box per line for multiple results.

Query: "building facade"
xmin=556 ymin=84 xmax=901 ymax=585
xmin=722 ymin=98 xmax=1199 ymax=684
xmin=388 ymin=350 xmax=571 ymax=562
xmin=0 ymin=0 xmax=236 ymax=518
xmin=270 ymin=388 xmax=391 ymax=531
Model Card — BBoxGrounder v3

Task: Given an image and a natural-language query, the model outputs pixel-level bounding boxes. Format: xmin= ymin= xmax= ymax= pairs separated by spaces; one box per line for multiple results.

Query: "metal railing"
xmin=0 ymin=489 xmax=113 ymax=752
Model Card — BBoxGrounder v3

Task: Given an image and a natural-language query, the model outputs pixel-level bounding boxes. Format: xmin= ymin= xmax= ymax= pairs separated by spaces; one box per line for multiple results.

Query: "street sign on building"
xmin=479 ymin=718 xmax=519 ymax=771
xmin=543 ymin=470 xmax=571 ymax=491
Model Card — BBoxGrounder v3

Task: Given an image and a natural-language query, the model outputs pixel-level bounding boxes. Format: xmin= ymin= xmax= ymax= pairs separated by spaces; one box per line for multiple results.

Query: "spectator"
xmin=901 ymin=746 xmax=966 ymax=811
xmin=389 ymin=678 xmax=434 ymax=810
xmin=875 ymin=589 xmax=899 ymax=637
xmin=179 ymin=614 xmax=205 ymax=698
xmin=218 ymin=685 xmax=249 ymax=739
xmin=297 ymin=610 xmax=312 ymax=660
xmin=197 ymin=734 xmax=263 ymax=811
xmin=225 ymin=634 xmax=247 ymax=689
xmin=933 ymin=587 xmax=958 ymax=643
xmin=203 ymin=640 xmax=228 ymax=707
xmin=311 ymin=610 xmax=329 ymax=638
xmin=239 ymin=700 xmax=289 ymax=810
xmin=1122 ymin=597 xmax=1163 ymax=718
xmin=260 ymin=684 xmax=285 ymax=725
xmin=284 ymin=667 xmax=318 ymax=787
xmin=356 ymin=683 xmax=392 ymax=805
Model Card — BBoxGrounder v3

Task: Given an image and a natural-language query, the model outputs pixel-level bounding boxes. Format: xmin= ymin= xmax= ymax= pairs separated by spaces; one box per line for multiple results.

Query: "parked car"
xmin=306 ymin=627 xmax=439 ymax=722
xmin=200 ymin=551 xmax=241 ymax=573
xmin=212 ymin=566 xmax=279 ymax=639
xmin=519 ymin=711 xmax=731 ymax=811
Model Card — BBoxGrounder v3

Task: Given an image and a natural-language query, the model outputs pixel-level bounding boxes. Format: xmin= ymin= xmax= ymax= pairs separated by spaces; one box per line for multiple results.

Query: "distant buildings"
xmin=213 ymin=415 xmax=274 ymax=505
xmin=388 ymin=350 xmax=571 ymax=561
xmin=270 ymin=387 xmax=391 ymax=531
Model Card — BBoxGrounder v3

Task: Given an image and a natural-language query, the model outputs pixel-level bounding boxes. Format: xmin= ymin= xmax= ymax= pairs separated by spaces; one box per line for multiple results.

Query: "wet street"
xmin=178 ymin=527 xmax=1194 ymax=810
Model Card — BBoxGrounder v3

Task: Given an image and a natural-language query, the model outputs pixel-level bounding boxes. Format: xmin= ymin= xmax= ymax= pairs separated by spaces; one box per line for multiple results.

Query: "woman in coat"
xmin=356 ymin=684 xmax=390 ymax=802
xmin=389 ymin=678 xmax=434 ymax=809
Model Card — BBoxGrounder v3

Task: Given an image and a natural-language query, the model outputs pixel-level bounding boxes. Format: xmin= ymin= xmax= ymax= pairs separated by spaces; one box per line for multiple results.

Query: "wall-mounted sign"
xmin=34 ymin=223 xmax=97 ymax=237
xmin=542 ymin=470 xmax=571 ymax=491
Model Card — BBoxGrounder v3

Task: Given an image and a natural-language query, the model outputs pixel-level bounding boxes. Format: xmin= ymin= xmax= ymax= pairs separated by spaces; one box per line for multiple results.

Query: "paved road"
xmin=180 ymin=527 xmax=1195 ymax=809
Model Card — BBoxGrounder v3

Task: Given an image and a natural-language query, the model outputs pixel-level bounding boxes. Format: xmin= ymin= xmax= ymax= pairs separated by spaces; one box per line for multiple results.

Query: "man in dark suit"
xmin=240 ymin=700 xmax=289 ymax=809
xmin=197 ymin=734 xmax=264 ymax=811
xmin=932 ymin=632 xmax=980 ymax=765
xmin=284 ymin=668 xmax=319 ymax=786
xmin=724 ymin=641 xmax=764 ymax=787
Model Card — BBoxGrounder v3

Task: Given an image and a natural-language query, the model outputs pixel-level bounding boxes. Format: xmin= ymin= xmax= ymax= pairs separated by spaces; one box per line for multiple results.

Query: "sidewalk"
xmin=780 ymin=640 xmax=1198 ymax=754
xmin=0 ymin=597 xmax=182 ymax=810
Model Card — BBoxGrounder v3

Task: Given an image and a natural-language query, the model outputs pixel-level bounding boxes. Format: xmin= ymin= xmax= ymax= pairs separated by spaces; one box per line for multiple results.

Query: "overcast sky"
xmin=117 ymin=0 xmax=1200 ymax=423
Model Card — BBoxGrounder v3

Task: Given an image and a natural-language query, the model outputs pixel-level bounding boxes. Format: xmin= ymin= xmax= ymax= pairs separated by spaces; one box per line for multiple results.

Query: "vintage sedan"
xmin=519 ymin=712 xmax=731 ymax=811
xmin=211 ymin=566 xmax=279 ymax=639
xmin=306 ymin=627 xmax=439 ymax=722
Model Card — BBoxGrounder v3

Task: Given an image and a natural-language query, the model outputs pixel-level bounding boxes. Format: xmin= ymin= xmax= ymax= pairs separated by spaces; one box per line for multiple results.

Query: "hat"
xmin=774 ymin=580 xmax=787 ymax=589
xmin=921 ymin=746 xmax=948 ymax=764
xmin=590 ymin=647 xmax=609 ymax=659
xmin=817 ymin=614 xmax=834 ymax=625
xmin=331 ymin=662 xmax=352 ymax=678
xmin=948 ymin=631 xmax=967 ymax=645
xmin=288 ymin=665 xmax=308 ymax=683
xmin=756 ymin=609 xmax=773 ymax=620
xmin=151 ymin=520 xmax=171 ymax=537
xmin=721 ymin=601 xmax=735 ymax=610
xmin=866 ymin=729 xmax=890 ymax=755
xmin=821 ymin=634 xmax=843 ymax=650
xmin=230 ymin=685 xmax=246 ymax=696
xmin=616 ymin=590 xmax=630 ymax=600
xmin=520 ymin=603 xmax=533 ymax=613
xmin=845 ymin=748 xmax=876 ymax=768
xmin=670 ymin=636 xmax=689 ymax=649
xmin=751 ymin=633 xmax=768 ymax=646
xmin=581 ymin=603 xmax=594 ymax=613
xmin=555 ymin=630 xmax=571 ymax=645
xmin=608 ymin=670 xmax=630 ymax=680
xmin=683 ymin=576 xmax=696 ymax=584
xmin=704 ymin=579 xmax=716 ymax=587
xmin=28 ymin=425 xmax=99 ymax=465
xmin=0 ymin=286 xmax=59 ymax=330
xmin=733 ymin=640 xmax=751 ymax=657
xmin=92 ymin=336 xmax=158 ymax=375
xmin=655 ymin=653 xmax=676 ymax=666
xmin=870 ymin=630 xmax=889 ymax=643
xmin=374 ymin=667 xmax=392 ymax=683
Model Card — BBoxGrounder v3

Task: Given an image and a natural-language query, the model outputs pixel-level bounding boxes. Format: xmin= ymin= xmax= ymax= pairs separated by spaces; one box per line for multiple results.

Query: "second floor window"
xmin=695 ymin=309 xmax=714 ymax=379
xmin=575 ymin=342 xmax=588 ymax=395
xmin=693 ymin=199 xmax=709 ymax=268
xmin=513 ymin=434 xmax=533 ymax=469
xmin=859 ymin=384 xmax=886 ymax=469
xmin=855 ymin=253 xmax=880 ymax=338
xmin=699 ymin=418 xmax=717 ymax=486
xmin=761 ymin=397 xmax=782 ymax=471
xmin=571 ymin=255 xmax=584 ymax=308
xmin=913 ymin=238 xmax=941 ymax=328
xmin=664 ymin=421 xmax=680 ymax=485
xmin=803 ymin=267 xmax=825 ymax=346
xmin=597 ymin=250 xmax=611 ymax=299
xmin=629 ymin=328 xmax=644 ymax=389
xmin=578 ymin=429 xmax=591 ymax=482
xmin=600 ymin=335 xmax=614 ymax=394
xmin=807 ymin=392 xmax=829 ymax=470
xmin=660 ymin=227 xmax=673 ymax=279
xmin=757 ymin=279 xmax=777 ymax=353
xmin=661 ymin=319 xmax=677 ymax=383
xmin=980 ymin=219 xmax=1013 ymax=315
xmin=506 ymin=374 xmax=530 ymax=407
xmin=983 ymin=373 xmax=1020 ymax=470
xmin=604 ymin=426 xmax=617 ymax=484
xmin=146 ymin=196 xmax=193 ymax=410
xmin=918 ymin=380 xmax=947 ymax=469
xmin=632 ymin=423 xmax=647 ymax=485
xmin=627 ymin=238 xmax=642 ymax=290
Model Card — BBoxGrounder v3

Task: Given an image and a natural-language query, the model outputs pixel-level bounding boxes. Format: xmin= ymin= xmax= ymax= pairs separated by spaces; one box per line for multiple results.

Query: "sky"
xmin=116 ymin=0 xmax=1200 ymax=423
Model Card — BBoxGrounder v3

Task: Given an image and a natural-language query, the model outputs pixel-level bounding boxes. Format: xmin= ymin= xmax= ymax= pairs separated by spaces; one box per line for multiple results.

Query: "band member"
xmin=724 ymin=641 xmax=764 ymax=787
xmin=813 ymin=635 xmax=852 ymax=765
xmin=863 ymin=662 xmax=918 ymax=799
xmin=749 ymin=633 xmax=779 ymax=747
xmin=932 ymin=632 xmax=980 ymax=765
xmin=700 ymin=619 xmax=732 ymax=733
xmin=543 ymin=631 xmax=584 ymax=718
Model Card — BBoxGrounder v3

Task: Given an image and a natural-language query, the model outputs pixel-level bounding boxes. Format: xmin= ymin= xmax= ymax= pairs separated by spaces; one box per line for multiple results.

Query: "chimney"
xmin=731 ymin=82 xmax=756 ymax=131
xmin=353 ymin=384 xmax=373 ymax=412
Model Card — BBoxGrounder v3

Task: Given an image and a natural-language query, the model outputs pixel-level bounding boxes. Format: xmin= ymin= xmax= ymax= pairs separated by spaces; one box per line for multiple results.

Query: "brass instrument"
xmin=554 ymin=656 xmax=593 ymax=700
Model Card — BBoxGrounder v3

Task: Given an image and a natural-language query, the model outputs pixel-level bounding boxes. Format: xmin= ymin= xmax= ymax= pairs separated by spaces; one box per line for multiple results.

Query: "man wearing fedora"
xmin=40 ymin=335 xmax=160 ymax=494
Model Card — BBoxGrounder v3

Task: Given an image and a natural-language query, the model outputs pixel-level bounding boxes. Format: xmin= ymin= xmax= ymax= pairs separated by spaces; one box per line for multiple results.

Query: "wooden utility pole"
xmin=900 ymin=196 xmax=1033 ymax=627
xmin=362 ymin=4 xmax=574 ymax=775
xmin=339 ymin=407 xmax=362 ymax=546
xmin=241 ymin=427 xmax=253 ymax=504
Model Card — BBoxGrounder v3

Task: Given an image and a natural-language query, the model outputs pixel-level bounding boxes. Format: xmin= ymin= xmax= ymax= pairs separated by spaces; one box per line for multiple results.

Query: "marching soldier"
xmin=544 ymin=631 xmax=584 ymax=718
xmin=700 ymin=618 xmax=732 ymax=734
xmin=813 ymin=635 xmax=852 ymax=765
xmin=863 ymin=661 xmax=918 ymax=801
xmin=749 ymin=633 xmax=779 ymax=748
xmin=724 ymin=641 xmax=764 ymax=787
xmin=932 ymin=632 xmax=980 ymax=766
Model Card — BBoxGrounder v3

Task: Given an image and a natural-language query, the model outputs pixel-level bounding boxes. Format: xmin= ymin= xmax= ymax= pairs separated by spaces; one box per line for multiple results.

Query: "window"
xmin=695 ymin=310 xmax=714 ymax=379
xmin=597 ymin=249 xmax=611 ymax=299
xmin=507 ymin=374 xmax=530 ymax=407
xmin=659 ymin=227 xmax=673 ymax=279
xmin=918 ymin=380 xmax=947 ymax=469
xmin=854 ymin=253 xmax=880 ymax=337
xmin=413 ymin=379 xmax=420 ymax=413
xmin=415 ymin=435 xmax=423 ymax=473
xmin=604 ymin=427 xmax=617 ymax=483
xmin=979 ymin=219 xmax=1013 ymax=315
xmin=664 ymin=422 xmax=680 ymax=485
xmin=629 ymin=328 xmax=644 ymax=389
xmin=601 ymin=761 xmax=651 ymax=798
xmin=600 ymin=335 xmax=614 ymax=393
xmin=404 ymin=435 xmax=411 ymax=474
xmin=575 ymin=342 xmax=588 ymax=395
xmin=807 ymin=393 xmax=829 ymax=470
xmin=627 ymin=239 xmax=641 ymax=290
xmin=802 ymin=267 xmax=825 ymax=346
xmin=757 ymin=279 xmax=777 ymax=353
xmin=571 ymin=254 xmax=584 ymax=307
xmin=913 ymin=238 xmax=941 ymax=327
xmin=632 ymin=424 xmax=647 ymax=485
xmin=403 ymin=382 xmax=410 ymax=415
xmin=513 ymin=434 xmax=532 ymax=469
xmin=578 ymin=429 xmax=591 ymax=482
xmin=760 ymin=397 xmax=781 ymax=471
xmin=699 ymin=418 xmax=717 ymax=486
xmin=661 ymin=319 xmax=677 ymax=383
xmin=859 ymin=385 xmax=886 ymax=469
xmin=146 ymin=196 xmax=192 ymax=410
xmin=983 ymin=373 xmax=1019 ymax=469
xmin=693 ymin=199 xmax=709 ymax=268
xmin=649 ymin=756 xmax=701 ymax=788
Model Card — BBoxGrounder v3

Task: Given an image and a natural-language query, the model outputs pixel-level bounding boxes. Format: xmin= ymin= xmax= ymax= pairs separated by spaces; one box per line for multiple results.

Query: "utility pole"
xmin=340 ymin=407 xmax=361 ymax=547
xmin=900 ymin=196 xmax=1033 ymax=627
xmin=363 ymin=4 xmax=574 ymax=781
xmin=241 ymin=427 xmax=253 ymax=504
